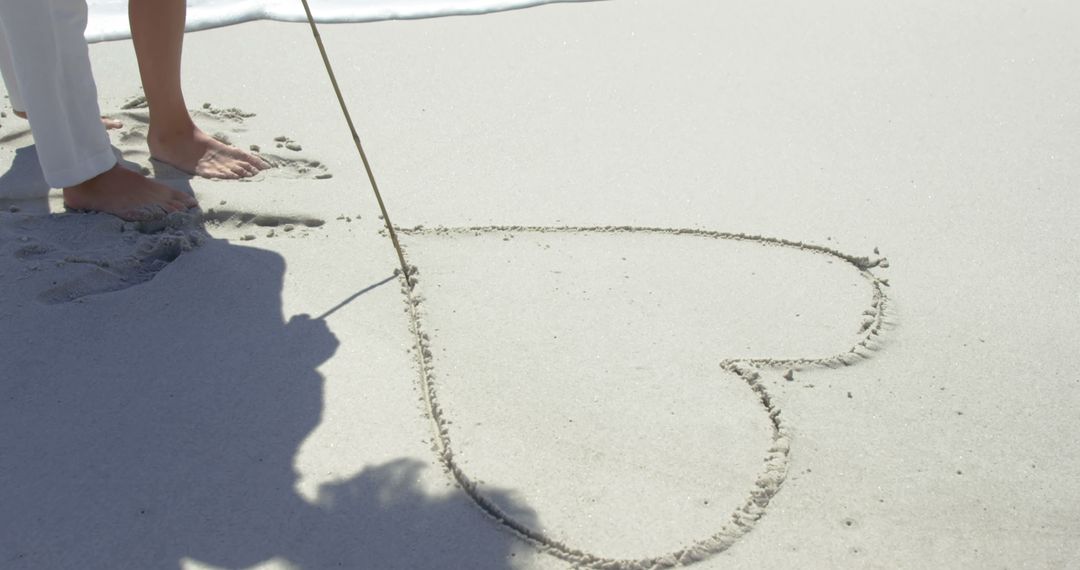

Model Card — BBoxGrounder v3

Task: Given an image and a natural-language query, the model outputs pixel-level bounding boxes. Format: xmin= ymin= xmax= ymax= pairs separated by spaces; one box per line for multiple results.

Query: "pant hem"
xmin=44 ymin=147 xmax=117 ymax=189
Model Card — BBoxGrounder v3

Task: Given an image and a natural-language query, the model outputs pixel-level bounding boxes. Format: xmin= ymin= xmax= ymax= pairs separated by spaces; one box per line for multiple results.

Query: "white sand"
xmin=1 ymin=0 xmax=1078 ymax=568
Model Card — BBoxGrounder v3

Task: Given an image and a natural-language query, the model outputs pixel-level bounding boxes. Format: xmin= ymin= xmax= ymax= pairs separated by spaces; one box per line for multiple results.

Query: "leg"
xmin=1 ymin=36 xmax=119 ymax=130
xmin=0 ymin=0 xmax=196 ymax=219
xmin=128 ymin=0 xmax=269 ymax=179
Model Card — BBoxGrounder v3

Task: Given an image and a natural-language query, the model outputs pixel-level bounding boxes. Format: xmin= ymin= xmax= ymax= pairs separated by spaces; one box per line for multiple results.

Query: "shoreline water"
xmin=84 ymin=0 xmax=598 ymax=42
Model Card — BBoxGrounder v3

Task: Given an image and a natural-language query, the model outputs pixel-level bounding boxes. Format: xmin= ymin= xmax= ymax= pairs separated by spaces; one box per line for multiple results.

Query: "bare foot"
xmin=13 ymin=109 xmax=122 ymax=130
xmin=149 ymin=125 xmax=271 ymax=179
xmin=63 ymin=164 xmax=198 ymax=221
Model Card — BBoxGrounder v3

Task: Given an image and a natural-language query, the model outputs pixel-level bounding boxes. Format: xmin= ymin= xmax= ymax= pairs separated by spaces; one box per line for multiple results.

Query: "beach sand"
xmin=1 ymin=0 xmax=1078 ymax=568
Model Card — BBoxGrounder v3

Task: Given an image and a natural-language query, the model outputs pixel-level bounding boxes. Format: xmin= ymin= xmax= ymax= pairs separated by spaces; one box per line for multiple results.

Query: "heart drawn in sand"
xmin=394 ymin=226 xmax=891 ymax=569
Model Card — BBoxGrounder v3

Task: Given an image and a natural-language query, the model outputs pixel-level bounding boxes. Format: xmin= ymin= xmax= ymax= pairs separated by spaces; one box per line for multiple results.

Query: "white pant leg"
xmin=0 ymin=0 xmax=115 ymax=189
xmin=0 ymin=24 xmax=25 ymax=114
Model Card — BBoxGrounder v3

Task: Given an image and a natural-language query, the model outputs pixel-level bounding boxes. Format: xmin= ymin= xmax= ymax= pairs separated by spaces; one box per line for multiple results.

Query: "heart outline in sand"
xmin=394 ymin=225 xmax=891 ymax=569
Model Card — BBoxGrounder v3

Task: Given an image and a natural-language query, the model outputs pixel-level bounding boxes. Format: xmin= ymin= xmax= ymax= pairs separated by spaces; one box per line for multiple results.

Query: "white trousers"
xmin=0 ymin=0 xmax=115 ymax=189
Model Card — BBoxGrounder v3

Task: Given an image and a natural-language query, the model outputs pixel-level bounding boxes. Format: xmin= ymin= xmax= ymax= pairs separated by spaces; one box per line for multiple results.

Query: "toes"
xmin=118 ymin=204 xmax=167 ymax=222
xmin=163 ymin=200 xmax=186 ymax=213
xmin=224 ymin=146 xmax=271 ymax=171
xmin=117 ymin=209 xmax=148 ymax=222
xmin=237 ymin=162 xmax=261 ymax=178
xmin=145 ymin=204 xmax=170 ymax=219
xmin=243 ymin=153 xmax=272 ymax=170
xmin=227 ymin=163 xmax=250 ymax=178
xmin=101 ymin=117 xmax=123 ymax=130
xmin=172 ymin=191 xmax=198 ymax=208
xmin=195 ymin=165 xmax=236 ymax=179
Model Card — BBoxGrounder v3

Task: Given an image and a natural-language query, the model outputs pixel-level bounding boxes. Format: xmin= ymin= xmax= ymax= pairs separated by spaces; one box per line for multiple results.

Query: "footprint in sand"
xmin=200 ymin=208 xmax=326 ymax=242
xmin=253 ymin=153 xmax=333 ymax=181
xmin=2 ymin=210 xmax=206 ymax=305
xmin=13 ymin=242 xmax=54 ymax=260
xmin=120 ymin=96 xmax=255 ymax=125
xmin=1 ymin=205 xmax=329 ymax=305
xmin=112 ymin=96 xmax=333 ymax=182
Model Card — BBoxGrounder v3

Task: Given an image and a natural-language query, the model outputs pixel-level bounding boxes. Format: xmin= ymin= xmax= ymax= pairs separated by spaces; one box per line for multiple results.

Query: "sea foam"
xmin=85 ymin=0 xmax=593 ymax=43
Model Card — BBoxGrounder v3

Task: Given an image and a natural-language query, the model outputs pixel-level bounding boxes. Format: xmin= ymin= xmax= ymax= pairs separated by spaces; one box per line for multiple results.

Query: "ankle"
xmin=148 ymin=118 xmax=198 ymax=143
xmin=64 ymin=164 xmax=125 ymax=192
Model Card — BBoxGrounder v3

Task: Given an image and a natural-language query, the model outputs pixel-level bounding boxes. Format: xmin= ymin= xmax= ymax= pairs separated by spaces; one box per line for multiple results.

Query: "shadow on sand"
xmin=0 ymin=224 xmax=535 ymax=569
xmin=0 ymin=144 xmax=50 ymax=203
xmin=0 ymin=143 xmax=193 ymax=212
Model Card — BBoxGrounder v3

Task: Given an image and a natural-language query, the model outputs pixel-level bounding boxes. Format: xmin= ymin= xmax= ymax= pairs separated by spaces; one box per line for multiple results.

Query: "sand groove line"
xmin=393 ymin=225 xmax=891 ymax=569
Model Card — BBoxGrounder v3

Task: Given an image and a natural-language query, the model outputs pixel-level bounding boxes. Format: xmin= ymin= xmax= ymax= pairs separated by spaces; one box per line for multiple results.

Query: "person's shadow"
xmin=0 ymin=225 xmax=535 ymax=569
xmin=0 ymin=144 xmax=50 ymax=211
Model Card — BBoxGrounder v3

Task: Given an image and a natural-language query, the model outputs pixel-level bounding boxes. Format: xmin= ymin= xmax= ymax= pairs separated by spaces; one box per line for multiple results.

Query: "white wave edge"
xmin=85 ymin=0 xmax=596 ymax=43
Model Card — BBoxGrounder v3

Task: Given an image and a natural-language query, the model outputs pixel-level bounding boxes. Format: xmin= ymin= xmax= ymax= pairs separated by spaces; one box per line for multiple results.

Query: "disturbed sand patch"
xmin=0 ymin=210 xmax=206 ymax=304
xmin=0 ymin=204 xmax=334 ymax=305
xmin=199 ymin=207 xmax=327 ymax=242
